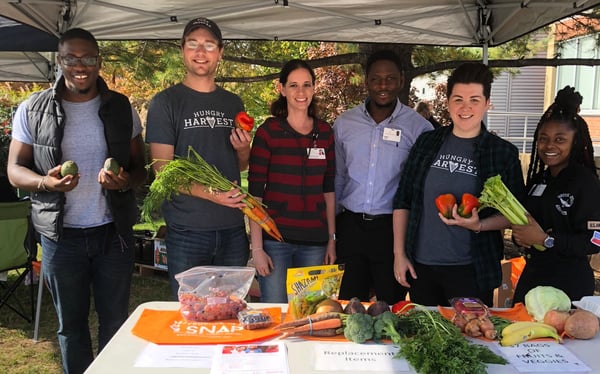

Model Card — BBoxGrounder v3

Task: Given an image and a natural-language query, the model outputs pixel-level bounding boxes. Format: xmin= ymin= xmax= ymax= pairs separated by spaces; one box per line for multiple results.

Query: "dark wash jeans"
xmin=41 ymin=223 xmax=134 ymax=374
xmin=165 ymin=224 xmax=250 ymax=300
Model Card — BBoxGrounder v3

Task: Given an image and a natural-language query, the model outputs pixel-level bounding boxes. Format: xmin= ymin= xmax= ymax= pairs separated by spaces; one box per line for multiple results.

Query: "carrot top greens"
xmin=141 ymin=146 xmax=282 ymax=241
xmin=394 ymin=307 xmax=507 ymax=374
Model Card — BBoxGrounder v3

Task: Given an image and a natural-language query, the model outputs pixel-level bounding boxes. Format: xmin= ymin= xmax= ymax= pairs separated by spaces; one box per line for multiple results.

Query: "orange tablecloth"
xmin=131 ymin=307 xmax=282 ymax=345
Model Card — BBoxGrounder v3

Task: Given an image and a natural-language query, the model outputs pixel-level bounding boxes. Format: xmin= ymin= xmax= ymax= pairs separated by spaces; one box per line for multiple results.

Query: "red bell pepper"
xmin=457 ymin=193 xmax=480 ymax=218
xmin=234 ymin=111 xmax=255 ymax=132
xmin=435 ymin=193 xmax=456 ymax=219
xmin=391 ymin=300 xmax=415 ymax=314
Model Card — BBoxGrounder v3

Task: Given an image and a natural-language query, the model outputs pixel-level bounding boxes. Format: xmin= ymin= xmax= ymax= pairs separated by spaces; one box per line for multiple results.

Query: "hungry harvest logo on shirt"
xmin=431 ymin=153 xmax=478 ymax=177
xmin=184 ymin=110 xmax=234 ymax=129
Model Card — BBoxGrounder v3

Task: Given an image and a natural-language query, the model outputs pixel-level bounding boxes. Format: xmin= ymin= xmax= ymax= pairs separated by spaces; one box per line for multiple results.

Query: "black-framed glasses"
xmin=59 ymin=55 xmax=99 ymax=67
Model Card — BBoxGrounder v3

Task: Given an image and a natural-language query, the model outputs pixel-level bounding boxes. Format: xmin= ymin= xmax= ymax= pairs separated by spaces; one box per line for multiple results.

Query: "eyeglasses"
xmin=184 ymin=40 xmax=219 ymax=52
xmin=59 ymin=55 xmax=99 ymax=67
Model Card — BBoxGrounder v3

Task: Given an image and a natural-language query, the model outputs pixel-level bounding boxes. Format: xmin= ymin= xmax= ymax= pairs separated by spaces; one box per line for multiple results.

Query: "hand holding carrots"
xmin=205 ymin=186 xmax=247 ymax=209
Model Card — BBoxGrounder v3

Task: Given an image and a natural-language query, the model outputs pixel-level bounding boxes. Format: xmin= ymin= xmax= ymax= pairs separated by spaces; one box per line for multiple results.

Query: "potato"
xmin=563 ymin=309 xmax=600 ymax=339
xmin=543 ymin=309 xmax=571 ymax=334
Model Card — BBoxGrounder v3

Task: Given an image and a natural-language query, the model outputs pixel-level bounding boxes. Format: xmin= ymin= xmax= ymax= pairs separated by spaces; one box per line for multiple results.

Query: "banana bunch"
xmin=500 ymin=321 xmax=563 ymax=346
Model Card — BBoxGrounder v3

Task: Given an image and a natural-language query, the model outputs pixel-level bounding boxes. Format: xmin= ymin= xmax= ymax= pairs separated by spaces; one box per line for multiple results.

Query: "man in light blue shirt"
xmin=334 ymin=50 xmax=432 ymax=304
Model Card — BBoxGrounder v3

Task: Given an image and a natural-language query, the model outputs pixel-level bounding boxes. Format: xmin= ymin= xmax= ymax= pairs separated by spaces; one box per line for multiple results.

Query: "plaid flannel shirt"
xmin=393 ymin=124 xmax=525 ymax=291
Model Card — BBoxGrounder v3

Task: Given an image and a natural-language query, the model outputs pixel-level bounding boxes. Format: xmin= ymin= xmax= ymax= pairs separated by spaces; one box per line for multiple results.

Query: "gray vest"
xmin=26 ymin=76 xmax=136 ymax=240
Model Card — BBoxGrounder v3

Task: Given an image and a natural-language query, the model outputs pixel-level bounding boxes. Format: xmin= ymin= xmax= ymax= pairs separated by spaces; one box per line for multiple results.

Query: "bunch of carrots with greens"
xmin=478 ymin=175 xmax=544 ymax=251
xmin=142 ymin=146 xmax=283 ymax=242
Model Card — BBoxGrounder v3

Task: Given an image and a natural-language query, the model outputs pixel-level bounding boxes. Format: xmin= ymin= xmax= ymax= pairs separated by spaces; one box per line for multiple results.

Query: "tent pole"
xmin=32 ymin=265 xmax=43 ymax=342
xmin=483 ymin=43 xmax=489 ymax=123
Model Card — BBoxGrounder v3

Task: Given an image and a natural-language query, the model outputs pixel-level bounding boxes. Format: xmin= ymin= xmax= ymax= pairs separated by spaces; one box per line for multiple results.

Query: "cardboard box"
xmin=153 ymin=238 xmax=168 ymax=270
xmin=493 ymin=260 xmax=514 ymax=308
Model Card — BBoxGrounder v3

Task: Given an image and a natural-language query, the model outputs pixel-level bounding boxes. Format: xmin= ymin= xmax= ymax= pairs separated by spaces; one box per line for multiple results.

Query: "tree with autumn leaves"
xmin=1 ymin=10 xmax=599 ymax=170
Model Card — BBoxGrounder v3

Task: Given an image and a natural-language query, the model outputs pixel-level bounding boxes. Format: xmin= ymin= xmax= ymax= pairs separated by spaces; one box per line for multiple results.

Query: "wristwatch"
xmin=543 ymin=235 xmax=555 ymax=249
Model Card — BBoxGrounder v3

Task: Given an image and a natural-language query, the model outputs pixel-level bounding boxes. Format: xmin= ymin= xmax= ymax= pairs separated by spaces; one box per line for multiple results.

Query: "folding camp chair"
xmin=0 ymin=200 xmax=37 ymax=323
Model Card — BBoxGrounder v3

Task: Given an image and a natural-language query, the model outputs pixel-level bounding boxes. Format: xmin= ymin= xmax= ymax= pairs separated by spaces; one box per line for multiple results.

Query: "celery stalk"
xmin=478 ymin=175 xmax=546 ymax=251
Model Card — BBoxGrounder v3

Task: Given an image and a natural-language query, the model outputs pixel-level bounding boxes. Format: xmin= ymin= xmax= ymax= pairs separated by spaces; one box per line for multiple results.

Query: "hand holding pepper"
xmin=435 ymin=193 xmax=456 ymax=219
xmin=235 ymin=111 xmax=255 ymax=132
xmin=457 ymin=193 xmax=480 ymax=218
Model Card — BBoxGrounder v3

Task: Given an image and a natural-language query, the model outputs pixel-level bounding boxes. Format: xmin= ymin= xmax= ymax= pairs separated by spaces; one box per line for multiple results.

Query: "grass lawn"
xmin=0 ymin=268 xmax=171 ymax=374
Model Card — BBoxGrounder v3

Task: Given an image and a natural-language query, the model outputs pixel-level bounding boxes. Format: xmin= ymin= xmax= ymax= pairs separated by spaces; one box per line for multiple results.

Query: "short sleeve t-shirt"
xmin=11 ymin=95 xmax=143 ymax=228
xmin=145 ymin=84 xmax=245 ymax=230
xmin=414 ymin=133 xmax=479 ymax=265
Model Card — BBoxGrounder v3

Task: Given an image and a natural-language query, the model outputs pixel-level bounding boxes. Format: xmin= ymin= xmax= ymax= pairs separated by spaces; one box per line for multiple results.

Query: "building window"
xmin=557 ymin=33 xmax=599 ymax=112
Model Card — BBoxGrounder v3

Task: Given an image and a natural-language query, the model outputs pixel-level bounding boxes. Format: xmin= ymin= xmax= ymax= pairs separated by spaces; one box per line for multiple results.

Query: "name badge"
xmin=383 ymin=127 xmax=401 ymax=142
xmin=588 ymin=221 xmax=600 ymax=230
xmin=307 ymin=148 xmax=326 ymax=159
xmin=530 ymin=184 xmax=546 ymax=196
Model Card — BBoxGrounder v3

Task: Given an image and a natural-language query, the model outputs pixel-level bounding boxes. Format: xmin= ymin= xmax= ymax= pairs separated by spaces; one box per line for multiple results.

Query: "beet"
xmin=367 ymin=300 xmax=390 ymax=317
xmin=343 ymin=297 xmax=366 ymax=314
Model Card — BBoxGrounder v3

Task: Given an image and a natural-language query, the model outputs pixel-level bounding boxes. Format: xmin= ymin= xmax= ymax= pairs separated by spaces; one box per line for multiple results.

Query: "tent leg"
xmin=33 ymin=265 xmax=43 ymax=342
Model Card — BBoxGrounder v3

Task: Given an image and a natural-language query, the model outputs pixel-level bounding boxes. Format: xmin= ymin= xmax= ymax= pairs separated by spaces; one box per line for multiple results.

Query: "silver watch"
xmin=543 ymin=235 xmax=555 ymax=248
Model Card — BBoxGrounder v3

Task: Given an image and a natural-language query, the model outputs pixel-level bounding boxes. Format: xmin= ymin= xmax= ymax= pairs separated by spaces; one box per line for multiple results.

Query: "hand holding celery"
xmin=141 ymin=146 xmax=283 ymax=241
xmin=478 ymin=175 xmax=545 ymax=251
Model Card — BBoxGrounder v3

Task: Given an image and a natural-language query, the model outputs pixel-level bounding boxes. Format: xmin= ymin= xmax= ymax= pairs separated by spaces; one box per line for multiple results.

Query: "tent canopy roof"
xmin=1 ymin=0 xmax=598 ymax=82
xmin=1 ymin=0 xmax=599 ymax=48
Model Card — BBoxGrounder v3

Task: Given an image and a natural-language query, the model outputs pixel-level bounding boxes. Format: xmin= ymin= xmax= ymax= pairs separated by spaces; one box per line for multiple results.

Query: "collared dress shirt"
xmin=334 ymin=98 xmax=433 ymax=215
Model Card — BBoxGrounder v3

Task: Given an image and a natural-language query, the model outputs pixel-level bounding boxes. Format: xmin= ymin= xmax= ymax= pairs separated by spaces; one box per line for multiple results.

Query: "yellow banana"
xmin=500 ymin=322 xmax=562 ymax=346
xmin=501 ymin=321 xmax=550 ymax=335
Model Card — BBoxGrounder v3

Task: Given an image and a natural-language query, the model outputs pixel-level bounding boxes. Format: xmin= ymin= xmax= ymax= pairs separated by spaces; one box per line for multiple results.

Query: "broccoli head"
xmin=343 ymin=313 xmax=374 ymax=343
xmin=373 ymin=311 xmax=402 ymax=344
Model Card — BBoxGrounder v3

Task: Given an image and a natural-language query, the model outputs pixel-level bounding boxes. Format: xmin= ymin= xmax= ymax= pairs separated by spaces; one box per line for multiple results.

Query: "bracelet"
xmin=474 ymin=222 xmax=483 ymax=234
xmin=37 ymin=176 xmax=48 ymax=192
xmin=251 ymin=248 xmax=264 ymax=252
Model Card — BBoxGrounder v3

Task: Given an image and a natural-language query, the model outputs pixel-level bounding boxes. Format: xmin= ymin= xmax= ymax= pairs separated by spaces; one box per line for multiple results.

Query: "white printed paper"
xmin=210 ymin=342 xmax=289 ymax=374
xmin=313 ymin=342 xmax=409 ymax=372
xmin=497 ymin=342 xmax=591 ymax=372
xmin=134 ymin=343 xmax=215 ymax=368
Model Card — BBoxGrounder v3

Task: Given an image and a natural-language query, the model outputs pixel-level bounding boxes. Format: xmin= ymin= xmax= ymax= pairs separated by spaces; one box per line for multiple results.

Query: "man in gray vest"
xmin=7 ymin=28 xmax=146 ymax=374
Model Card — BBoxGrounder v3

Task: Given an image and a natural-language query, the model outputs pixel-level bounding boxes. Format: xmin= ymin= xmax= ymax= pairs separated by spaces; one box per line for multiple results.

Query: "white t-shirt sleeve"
xmin=10 ymin=100 xmax=33 ymax=145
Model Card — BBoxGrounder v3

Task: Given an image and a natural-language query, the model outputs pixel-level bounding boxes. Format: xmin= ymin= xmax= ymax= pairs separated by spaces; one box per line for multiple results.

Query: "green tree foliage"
xmin=2 ymin=19 xmax=597 ymax=133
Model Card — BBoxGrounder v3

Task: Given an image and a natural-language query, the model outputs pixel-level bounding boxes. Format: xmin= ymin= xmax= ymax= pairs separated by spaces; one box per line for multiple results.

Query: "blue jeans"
xmin=41 ymin=223 xmax=134 ymax=374
xmin=165 ymin=225 xmax=249 ymax=300
xmin=258 ymin=240 xmax=326 ymax=303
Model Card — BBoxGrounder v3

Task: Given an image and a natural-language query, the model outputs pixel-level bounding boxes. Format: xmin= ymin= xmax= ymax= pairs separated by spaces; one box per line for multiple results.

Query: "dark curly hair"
xmin=526 ymin=85 xmax=597 ymax=185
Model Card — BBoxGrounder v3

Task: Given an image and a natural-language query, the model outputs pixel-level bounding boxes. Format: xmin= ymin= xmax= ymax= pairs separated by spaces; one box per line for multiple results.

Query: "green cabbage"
xmin=524 ymin=286 xmax=571 ymax=321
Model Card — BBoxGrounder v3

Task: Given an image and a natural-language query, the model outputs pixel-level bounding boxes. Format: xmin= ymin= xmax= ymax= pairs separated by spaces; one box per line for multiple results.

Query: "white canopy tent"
xmin=0 ymin=0 xmax=599 ymax=82
xmin=1 ymin=0 xmax=599 ymax=46
xmin=0 ymin=51 xmax=54 ymax=82
xmin=0 ymin=15 xmax=56 ymax=81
